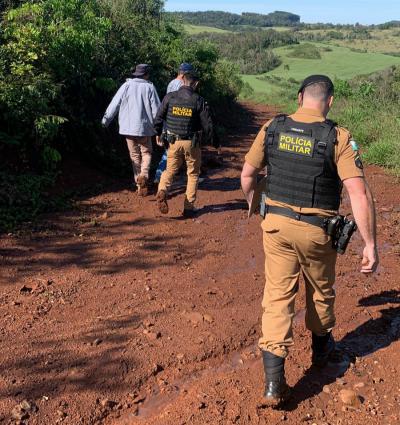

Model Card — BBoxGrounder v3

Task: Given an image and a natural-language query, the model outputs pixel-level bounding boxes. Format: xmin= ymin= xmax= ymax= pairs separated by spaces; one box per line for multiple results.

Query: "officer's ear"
xmin=298 ymin=92 xmax=303 ymax=106
xmin=328 ymin=95 xmax=334 ymax=109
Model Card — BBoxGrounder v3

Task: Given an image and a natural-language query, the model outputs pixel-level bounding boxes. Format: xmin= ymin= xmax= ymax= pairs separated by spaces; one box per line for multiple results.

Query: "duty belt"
xmin=264 ymin=205 xmax=328 ymax=228
xmin=168 ymin=131 xmax=194 ymax=141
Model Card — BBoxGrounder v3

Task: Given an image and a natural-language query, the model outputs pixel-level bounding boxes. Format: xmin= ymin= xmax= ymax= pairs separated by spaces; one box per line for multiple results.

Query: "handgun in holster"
xmin=161 ymin=132 xmax=176 ymax=147
xmin=323 ymin=215 xmax=357 ymax=254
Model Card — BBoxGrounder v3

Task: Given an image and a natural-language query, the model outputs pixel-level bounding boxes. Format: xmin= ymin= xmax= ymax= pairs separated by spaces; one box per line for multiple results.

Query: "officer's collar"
xmin=179 ymin=85 xmax=194 ymax=92
xmin=295 ymin=107 xmax=326 ymax=119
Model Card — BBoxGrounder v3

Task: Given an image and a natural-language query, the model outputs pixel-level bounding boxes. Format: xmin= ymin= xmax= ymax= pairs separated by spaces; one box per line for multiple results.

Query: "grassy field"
xmin=298 ymin=28 xmax=400 ymax=54
xmin=242 ymin=43 xmax=400 ymax=95
xmin=184 ymin=24 xmax=230 ymax=34
xmin=183 ymin=23 xmax=400 ymax=53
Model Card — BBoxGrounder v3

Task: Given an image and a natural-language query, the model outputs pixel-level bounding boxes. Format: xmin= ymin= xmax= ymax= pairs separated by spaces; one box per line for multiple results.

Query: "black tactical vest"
xmin=166 ymin=91 xmax=200 ymax=138
xmin=264 ymin=115 xmax=342 ymax=210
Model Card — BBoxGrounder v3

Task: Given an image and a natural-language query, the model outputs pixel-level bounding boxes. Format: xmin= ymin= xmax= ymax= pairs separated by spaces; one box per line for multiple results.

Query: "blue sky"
xmin=165 ymin=0 xmax=399 ymax=25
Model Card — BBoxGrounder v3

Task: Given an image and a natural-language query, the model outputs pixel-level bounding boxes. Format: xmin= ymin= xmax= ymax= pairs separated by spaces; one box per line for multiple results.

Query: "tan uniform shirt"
xmin=245 ymin=107 xmax=364 ymax=216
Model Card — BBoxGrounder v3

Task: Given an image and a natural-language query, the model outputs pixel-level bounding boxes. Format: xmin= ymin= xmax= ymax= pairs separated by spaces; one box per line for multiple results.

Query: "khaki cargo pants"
xmin=158 ymin=140 xmax=201 ymax=210
xmin=125 ymin=136 xmax=153 ymax=183
xmin=259 ymin=214 xmax=337 ymax=358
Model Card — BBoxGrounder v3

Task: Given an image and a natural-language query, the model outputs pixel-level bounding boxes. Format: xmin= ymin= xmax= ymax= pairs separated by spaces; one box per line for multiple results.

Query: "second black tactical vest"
xmin=264 ymin=115 xmax=342 ymax=210
xmin=166 ymin=90 xmax=200 ymax=138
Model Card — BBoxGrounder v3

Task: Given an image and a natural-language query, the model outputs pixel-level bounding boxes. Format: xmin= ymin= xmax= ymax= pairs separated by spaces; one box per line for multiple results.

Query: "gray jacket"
xmin=166 ymin=78 xmax=183 ymax=94
xmin=102 ymin=78 xmax=161 ymax=136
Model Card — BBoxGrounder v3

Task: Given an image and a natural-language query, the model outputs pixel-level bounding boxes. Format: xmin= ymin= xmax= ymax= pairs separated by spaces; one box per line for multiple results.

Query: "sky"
xmin=164 ymin=0 xmax=399 ymax=25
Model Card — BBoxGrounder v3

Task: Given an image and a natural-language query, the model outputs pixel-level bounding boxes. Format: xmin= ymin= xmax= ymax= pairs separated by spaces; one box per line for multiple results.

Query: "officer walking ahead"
xmin=154 ymin=63 xmax=195 ymax=184
xmin=154 ymin=70 xmax=213 ymax=218
xmin=241 ymin=75 xmax=379 ymax=405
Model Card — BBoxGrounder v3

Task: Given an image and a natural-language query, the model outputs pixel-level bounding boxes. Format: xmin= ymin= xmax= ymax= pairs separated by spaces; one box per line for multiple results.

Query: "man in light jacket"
xmin=102 ymin=64 xmax=160 ymax=196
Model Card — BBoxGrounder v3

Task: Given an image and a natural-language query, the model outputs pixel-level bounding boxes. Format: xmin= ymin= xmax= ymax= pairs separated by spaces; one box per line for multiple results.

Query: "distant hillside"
xmin=167 ymin=10 xmax=301 ymax=29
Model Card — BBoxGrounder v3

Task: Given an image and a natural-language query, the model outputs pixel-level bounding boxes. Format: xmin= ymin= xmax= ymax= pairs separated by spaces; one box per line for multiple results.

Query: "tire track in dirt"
xmin=0 ymin=102 xmax=399 ymax=425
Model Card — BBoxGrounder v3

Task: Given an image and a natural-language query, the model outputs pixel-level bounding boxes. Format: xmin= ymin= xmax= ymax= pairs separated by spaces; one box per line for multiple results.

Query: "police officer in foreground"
xmin=154 ymin=70 xmax=213 ymax=218
xmin=241 ymin=75 xmax=379 ymax=406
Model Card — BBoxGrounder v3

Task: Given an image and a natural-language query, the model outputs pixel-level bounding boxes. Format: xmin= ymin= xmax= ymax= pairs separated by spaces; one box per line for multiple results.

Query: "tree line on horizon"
xmin=168 ymin=10 xmax=300 ymax=29
xmin=167 ymin=10 xmax=400 ymax=30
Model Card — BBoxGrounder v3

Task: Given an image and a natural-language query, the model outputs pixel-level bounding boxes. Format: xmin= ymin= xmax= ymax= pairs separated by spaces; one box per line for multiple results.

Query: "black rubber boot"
xmin=311 ymin=332 xmax=335 ymax=367
xmin=262 ymin=351 xmax=291 ymax=406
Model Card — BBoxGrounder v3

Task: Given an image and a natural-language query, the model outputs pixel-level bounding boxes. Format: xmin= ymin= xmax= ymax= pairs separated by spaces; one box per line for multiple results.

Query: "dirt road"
xmin=1 ymin=102 xmax=399 ymax=425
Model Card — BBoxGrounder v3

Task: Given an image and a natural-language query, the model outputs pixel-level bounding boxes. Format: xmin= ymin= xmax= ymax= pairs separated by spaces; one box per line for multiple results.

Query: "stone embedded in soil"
xmin=19 ymin=285 xmax=33 ymax=294
xmin=301 ymin=413 xmax=313 ymax=421
xmin=100 ymin=399 xmax=117 ymax=409
xmin=151 ymin=363 xmax=164 ymax=375
xmin=203 ymin=313 xmax=214 ymax=323
xmin=143 ymin=329 xmax=161 ymax=340
xmin=339 ymin=389 xmax=361 ymax=406
xmin=11 ymin=406 xmax=29 ymax=421
xmin=129 ymin=393 xmax=146 ymax=404
xmin=322 ymin=385 xmax=331 ymax=394
xmin=93 ymin=338 xmax=103 ymax=346
xmin=186 ymin=312 xmax=204 ymax=324
xmin=354 ymin=382 xmax=365 ymax=389
xmin=143 ymin=319 xmax=155 ymax=328
xmin=11 ymin=399 xmax=38 ymax=421
xmin=56 ymin=409 xmax=67 ymax=419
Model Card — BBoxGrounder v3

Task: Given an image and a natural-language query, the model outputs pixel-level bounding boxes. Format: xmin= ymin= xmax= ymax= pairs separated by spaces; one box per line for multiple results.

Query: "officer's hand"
xmin=361 ymin=245 xmax=379 ymax=274
xmin=156 ymin=136 xmax=163 ymax=147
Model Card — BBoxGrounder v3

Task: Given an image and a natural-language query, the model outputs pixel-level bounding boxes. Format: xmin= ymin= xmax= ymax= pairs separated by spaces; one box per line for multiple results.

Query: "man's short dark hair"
xmin=183 ymin=72 xmax=198 ymax=84
xmin=303 ymin=82 xmax=334 ymax=101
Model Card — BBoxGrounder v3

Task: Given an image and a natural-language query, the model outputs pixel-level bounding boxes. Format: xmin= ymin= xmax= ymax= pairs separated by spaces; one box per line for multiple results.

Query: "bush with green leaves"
xmin=287 ymin=43 xmax=322 ymax=59
xmin=191 ymin=30 xmax=296 ymax=74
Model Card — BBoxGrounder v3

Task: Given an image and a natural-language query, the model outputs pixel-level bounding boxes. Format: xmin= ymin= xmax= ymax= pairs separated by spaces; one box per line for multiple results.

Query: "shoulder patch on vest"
xmin=350 ymin=139 xmax=359 ymax=151
xmin=277 ymin=132 xmax=315 ymax=157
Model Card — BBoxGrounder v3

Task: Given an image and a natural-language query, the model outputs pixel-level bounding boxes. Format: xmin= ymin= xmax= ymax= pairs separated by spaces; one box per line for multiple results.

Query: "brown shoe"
xmin=137 ymin=175 xmax=148 ymax=197
xmin=156 ymin=190 xmax=169 ymax=214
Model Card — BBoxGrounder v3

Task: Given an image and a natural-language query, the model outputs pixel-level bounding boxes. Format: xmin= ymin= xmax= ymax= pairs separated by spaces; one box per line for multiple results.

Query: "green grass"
xmin=184 ymin=24 xmax=230 ymax=34
xmin=298 ymin=28 xmax=400 ymax=54
xmin=271 ymin=43 xmax=400 ymax=80
xmin=269 ymin=26 xmax=293 ymax=32
xmin=242 ymin=43 xmax=400 ymax=95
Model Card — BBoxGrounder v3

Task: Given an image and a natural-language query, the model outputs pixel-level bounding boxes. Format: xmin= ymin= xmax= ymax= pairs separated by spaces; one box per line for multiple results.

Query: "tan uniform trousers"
xmin=259 ymin=214 xmax=337 ymax=358
xmin=158 ymin=140 xmax=201 ymax=210
xmin=125 ymin=136 xmax=153 ymax=183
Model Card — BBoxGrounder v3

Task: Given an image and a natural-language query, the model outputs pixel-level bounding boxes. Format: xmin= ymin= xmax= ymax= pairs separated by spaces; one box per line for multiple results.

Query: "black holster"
xmin=161 ymin=132 xmax=176 ymax=147
xmin=323 ymin=215 xmax=357 ymax=254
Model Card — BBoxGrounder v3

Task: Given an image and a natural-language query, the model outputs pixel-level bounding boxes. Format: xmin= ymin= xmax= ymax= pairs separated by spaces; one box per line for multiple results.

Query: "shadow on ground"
xmin=285 ymin=290 xmax=400 ymax=410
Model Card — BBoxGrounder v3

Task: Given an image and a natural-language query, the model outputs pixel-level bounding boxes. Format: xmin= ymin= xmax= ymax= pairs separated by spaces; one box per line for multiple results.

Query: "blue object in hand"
xmin=155 ymin=151 xmax=167 ymax=182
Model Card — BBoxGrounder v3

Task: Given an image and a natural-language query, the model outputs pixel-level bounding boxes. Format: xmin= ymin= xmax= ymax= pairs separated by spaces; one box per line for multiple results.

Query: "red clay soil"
xmin=1 ymin=102 xmax=399 ymax=425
